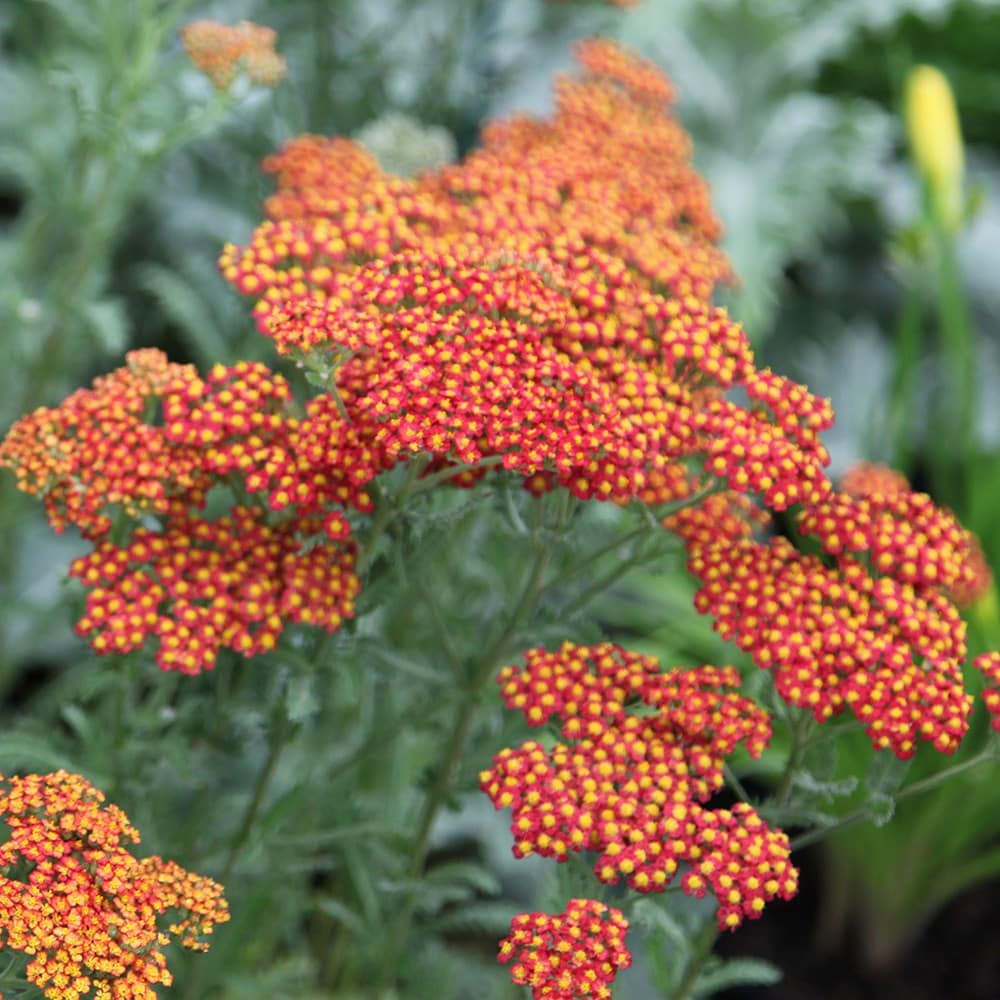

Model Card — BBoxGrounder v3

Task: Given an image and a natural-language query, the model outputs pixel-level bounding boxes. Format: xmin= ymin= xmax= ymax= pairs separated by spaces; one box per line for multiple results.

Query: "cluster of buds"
xmin=0 ymin=771 xmax=228 ymax=999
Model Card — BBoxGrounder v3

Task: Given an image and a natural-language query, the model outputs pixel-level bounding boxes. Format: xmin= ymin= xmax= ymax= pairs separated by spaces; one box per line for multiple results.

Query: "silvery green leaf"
xmin=695 ymin=957 xmax=783 ymax=995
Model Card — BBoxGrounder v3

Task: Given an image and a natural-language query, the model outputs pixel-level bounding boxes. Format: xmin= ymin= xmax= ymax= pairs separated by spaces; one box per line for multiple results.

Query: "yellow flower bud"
xmin=905 ymin=65 xmax=965 ymax=231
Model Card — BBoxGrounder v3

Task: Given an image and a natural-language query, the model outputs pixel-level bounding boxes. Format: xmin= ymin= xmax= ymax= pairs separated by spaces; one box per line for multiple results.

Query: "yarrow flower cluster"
xmin=973 ymin=652 xmax=1000 ymax=731
xmin=218 ymin=40 xmax=836 ymax=512
xmin=0 ymin=771 xmax=228 ymax=999
xmin=2 ymin=32 xmax=997 ymax=1000
xmin=481 ymin=643 xmax=798 ymax=931
xmin=677 ymin=460 xmax=990 ymax=759
xmin=0 ymin=351 xmax=362 ymax=674
xmin=498 ymin=899 xmax=631 ymax=1000
xmin=70 ymin=503 xmax=358 ymax=674
xmin=181 ymin=19 xmax=286 ymax=90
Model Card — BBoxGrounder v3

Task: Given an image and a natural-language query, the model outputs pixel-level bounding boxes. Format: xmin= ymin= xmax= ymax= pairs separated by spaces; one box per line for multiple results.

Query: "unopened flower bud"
xmin=905 ymin=65 xmax=965 ymax=232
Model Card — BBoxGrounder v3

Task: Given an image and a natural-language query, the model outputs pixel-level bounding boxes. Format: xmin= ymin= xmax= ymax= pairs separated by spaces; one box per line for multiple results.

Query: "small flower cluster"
xmin=686 ymin=534 xmax=972 ymax=759
xmin=669 ymin=459 xmax=993 ymax=759
xmin=481 ymin=643 xmax=798 ymax=930
xmin=498 ymin=899 xmax=631 ymax=1000
xmin=0 ymin=771 xmax=228 ymax=999
xmin=181 ymin=19 xmax=286 ymax=90
xmin=0 ymin=350 xmax=204 ymax=537
xmin=834 ymin=461 xmax=991 ymax=606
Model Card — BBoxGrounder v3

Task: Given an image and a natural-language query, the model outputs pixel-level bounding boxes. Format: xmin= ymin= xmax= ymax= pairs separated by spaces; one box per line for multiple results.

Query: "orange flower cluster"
xmin=0 ymin=771 xmax=228 ymax=999
xmin=161 ymin=359 xmax=385 ymax=516
xmin=481 ymin=644 xmax=798 ymax=930
xmin=70 ymin=504 xmax=358 ymax=674
xmin=219 ymin=40 xmax=834 ymax=511
xmin=0 ymin=351 xmax=364 ymax=674
xmin=498 ymin=899 xmax=631 ymax=1000
xmin=180 ymin=19 xmax=286 ymax=90
xmin=840 ymin=461 xmax=910 ymax=499
xmin=688 ymin=533 xmax=972 ymax=758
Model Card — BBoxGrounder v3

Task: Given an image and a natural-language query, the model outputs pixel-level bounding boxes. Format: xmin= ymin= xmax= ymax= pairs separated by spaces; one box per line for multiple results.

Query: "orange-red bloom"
xmin=181 ymin=19 xmax=286 ymax=90
xmin=481 ymin=644 xmax=798 ymax=930
xmin=70 ymin=504 xmax=358 ymax=674
xmin=0 ymin=771 xmax=228 ymax=999
xmin=974 ymin=652 xmax=1000 ymax=730
xmin=0 ymin=350 xmax=207 ymax=537
xmin=498 ymin=899 xmax=631 ymax=1000
xmin=219 ymin=42 xmax=835 ymax=513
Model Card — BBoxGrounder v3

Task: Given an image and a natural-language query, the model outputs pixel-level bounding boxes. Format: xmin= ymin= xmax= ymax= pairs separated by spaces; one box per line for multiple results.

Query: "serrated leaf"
xmin=423 ymin=860 xmax=501 ymax=897
xmin=59 ymin=704 xmax=92 ymax=743
xmin=792 ymin=770 xmax=858 ymax=801
xmin=695 ymin=957 xmax=783 ymax=994
xmin=867 ymin=791 xmax=896 ymax=828
xmin=137 ymin=263 xmax=228 ymax=365
xmin=866 ymin=751 xmax=912 ymax=797
xmin=0 ymin=734 xmax=78 ymax=772
xmin=630 ymin=898 xmax=691 ymax=958
xmin=428 ymin=900 xmax=517 ymax=935
xmin=314 ymin=897 xmax=365 ymax=934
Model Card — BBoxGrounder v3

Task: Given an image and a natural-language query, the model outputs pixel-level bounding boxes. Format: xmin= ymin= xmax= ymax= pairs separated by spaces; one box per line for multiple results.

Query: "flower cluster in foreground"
xmin=0 ymin=351 xmax=361 ymax=675
xmin=482 ymin=644 xmax=798 ymax=930
xmin=0 ymin=771 xmax=228 ymax=1000
xmin=681 ymin=460 xmax=989 ymax=758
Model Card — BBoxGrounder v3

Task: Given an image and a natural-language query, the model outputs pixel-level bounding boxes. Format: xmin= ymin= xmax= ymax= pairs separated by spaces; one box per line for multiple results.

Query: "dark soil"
xmin=717 ymin=850 xmax=1000 ymax=999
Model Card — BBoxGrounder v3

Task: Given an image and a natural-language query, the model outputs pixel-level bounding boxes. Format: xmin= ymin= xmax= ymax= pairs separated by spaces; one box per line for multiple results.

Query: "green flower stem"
xmin=930 ymin=222 xmax=976 ymax=505
xmin=222 ymin=707 xmax=296 ymax=882
xmin=775 ymin=709 xmax=815 ymax=807
xmin=790 ymin=746 xmax=995 ymax=852
xmin=724 ymin=764 xmax=754 ymax=805
xmin=356 ymin=459 xmax=428 ymax=574
xmin=673 ymin=921 xmax=720 ymax=1000
xmin=407 ymin=453 xmax=506 ymax=495
xmin=558 ymin=535 xmax=667 ymax=619
xmin=376 ymin=490 xmax=570 ymax=990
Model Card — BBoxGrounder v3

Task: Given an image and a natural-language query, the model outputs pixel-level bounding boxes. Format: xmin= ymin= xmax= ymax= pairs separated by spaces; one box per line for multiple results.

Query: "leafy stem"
xmin=376 ymin=488 xmax=571 ymax=989
xmin=791 ymin=744 xmax=997 ymax=851
xmin=222 ymin=706 xmax=297 ymax=882
xmin=775 ymin=707 xmax=816 ymax=807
